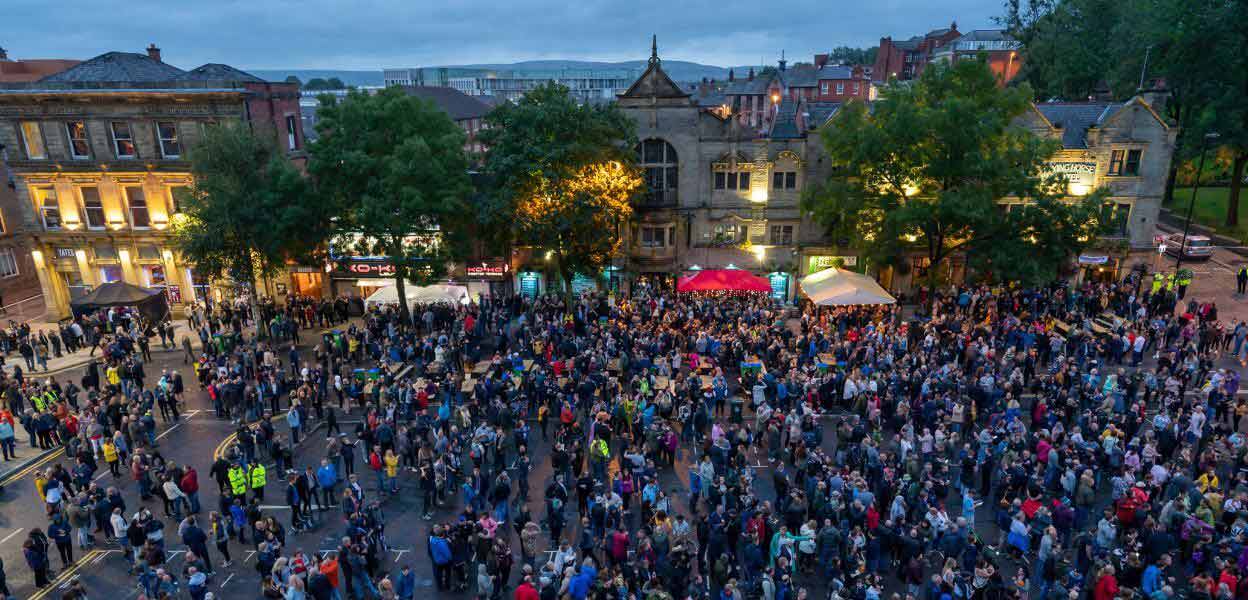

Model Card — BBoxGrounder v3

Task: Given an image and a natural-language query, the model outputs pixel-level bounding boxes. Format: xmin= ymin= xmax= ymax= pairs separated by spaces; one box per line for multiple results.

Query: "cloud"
xmin=5 ymin=0 xmax=1003 ymax=69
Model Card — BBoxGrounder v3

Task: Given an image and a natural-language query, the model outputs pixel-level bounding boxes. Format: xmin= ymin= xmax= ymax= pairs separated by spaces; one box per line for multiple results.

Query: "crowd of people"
xmin=4 ymin=272 xmax=1248 ymax=600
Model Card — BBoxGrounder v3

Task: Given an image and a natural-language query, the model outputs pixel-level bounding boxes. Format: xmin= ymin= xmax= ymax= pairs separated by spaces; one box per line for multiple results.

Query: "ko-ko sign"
xmin=333 ymin=261 xmax=396 ymax=278
xmin=465 ymin=260 xmax=510 ymax=280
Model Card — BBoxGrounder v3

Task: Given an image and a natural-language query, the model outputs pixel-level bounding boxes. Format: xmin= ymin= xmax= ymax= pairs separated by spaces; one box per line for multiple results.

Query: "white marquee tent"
xmin=799 ymin=268 xmax=896 ymax=306
xmin=364 ymin=283 xmax=470 ymax=309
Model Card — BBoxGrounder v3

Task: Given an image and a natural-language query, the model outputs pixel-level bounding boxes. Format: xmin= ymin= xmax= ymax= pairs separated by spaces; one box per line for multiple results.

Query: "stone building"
xmin=612 ymin=39 xmax=842 ymax=299
xmin=0 ymin=45 xmax=306 ymax=319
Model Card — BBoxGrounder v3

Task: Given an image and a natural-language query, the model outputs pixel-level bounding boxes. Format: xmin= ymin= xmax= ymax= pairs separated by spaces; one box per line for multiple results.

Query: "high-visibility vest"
xmin=249 ymin=464 xmax=266 ymax=489
xmin=31 ymin=394 xmax=45 ymax=412
xmin=44 ymin=391 xmax=58 ymax=408
xmin=228 ymin=466 xmax=248 ymax=496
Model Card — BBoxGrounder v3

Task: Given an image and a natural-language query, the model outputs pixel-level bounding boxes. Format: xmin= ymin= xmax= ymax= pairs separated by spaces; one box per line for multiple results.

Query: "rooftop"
xmin=1035 ymin=102 xmax=1124 ymax=148
xmin=399 ymin=86 xmax=492 ymax=121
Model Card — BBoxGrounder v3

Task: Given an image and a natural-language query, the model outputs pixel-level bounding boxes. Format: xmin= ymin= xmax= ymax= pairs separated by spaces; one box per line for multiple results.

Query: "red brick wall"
xmin=242 ymin=82 xmax=305 ymax=163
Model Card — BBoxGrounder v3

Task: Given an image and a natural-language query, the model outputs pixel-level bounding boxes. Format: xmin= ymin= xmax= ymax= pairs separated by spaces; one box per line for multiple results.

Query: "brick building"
xmin=0 ymin=46 xmax=79 ymax=84
xmin=0 ymin=45 xmax=307 ymax=319
xmin=724 ymin=54 xmax=872 ymax=133
xmin=399 ymin=86 xmax=492 ymax=155
xmin=929 ymin=29 xmax=1022 ymax=84
xmin=873 ymin=22 xmax=962 ymax=83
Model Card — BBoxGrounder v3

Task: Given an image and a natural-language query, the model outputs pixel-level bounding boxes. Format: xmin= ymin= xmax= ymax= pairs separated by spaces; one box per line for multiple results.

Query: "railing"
xmin=0 ymin=294 xmax=46 ymax=324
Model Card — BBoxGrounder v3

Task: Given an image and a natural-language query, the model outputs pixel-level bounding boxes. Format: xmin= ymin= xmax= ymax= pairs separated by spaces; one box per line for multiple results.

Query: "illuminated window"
xmin=81 ymin=187 xmax=106 ymax=229
xmin=157 ymin=122 xmax=180 ymax=158
xmin=66 ymin=121 xmax=90 ymax=159
xmin=126 ymin=187 xmax=150 ymax=228
xmin=1108 ymin=149 xmax=1141 ymax=176
xmin=36 ymin=187 xmax=61 ymax=229
xmin=99 ymin=265 xmax=122 ymax=283
xmin=142 ymin=264 xmax=167 ymax=287
xmin=110 ymin=122 xmax=136 ymax=158
xmin=20 ymin=122 xmax=46 ymax=159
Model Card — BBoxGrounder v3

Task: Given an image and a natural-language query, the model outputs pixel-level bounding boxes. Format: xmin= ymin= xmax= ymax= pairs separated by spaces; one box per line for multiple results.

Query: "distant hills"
xmin=251 ymin=59 xmax=764 ymax=88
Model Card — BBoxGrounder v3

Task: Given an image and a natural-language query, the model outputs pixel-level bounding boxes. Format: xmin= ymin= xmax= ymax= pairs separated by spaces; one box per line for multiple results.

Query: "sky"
xmin=6 ymin=0 xmax=1004 ymax=70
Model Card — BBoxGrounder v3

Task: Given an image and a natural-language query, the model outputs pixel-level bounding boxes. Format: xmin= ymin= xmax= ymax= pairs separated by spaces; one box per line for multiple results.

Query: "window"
xmin=772 ymin=171 xmax=797 ymax=190
xmin=851 ymin=82 xmax=859 ymax=95
xmin=1108 ymin=149 xmax=1142 ymax=176
xmin=99 ymin=265 xmax=123 ymax=283
xmin=286 ymin=116 xmax=299 ymax=150
xmin=110 ymin=122 xmax=136 ymax=158
xmin=820 ymin=82 xmax=829 ymax=95
xmin=715 ymin=169 xmax=750 ymax=191
xmin=35 ymin=187 xmax=61 ymax=229
xmin=769 ymin=224 xmax=794 ymax=245
xmin=94 ymin=244 xmax=118 ymax=261
xmin=1100 ymin=202 xmax=1131 ymax=236
xmin=142 ymin=265 xmax=167 ymax=287
xmin=713 ymin=223 xmax=741 ymax=244
xmin=167 ymin=184 xmax=187 ymax=214
xmin=715 ymin=172 xmax=726 ymax=190
xmin=126 ymin=187 xmax=150 ymax=228
xmin=81 ymin=187 xmax=106 ymax=229
xmin=640 ymin=226 xmax=666 ymax=248
xmin=835 ymin=82 xmax=845 ymax=95
xmin=137 ymin=245 xmax=161 ymax=260
xmin=157 ymin=121 xmax=180 ymax=158
xmin=0 ymin=249 xmax=17 ymax=279
xmin=20 ymin=122 xmax=46 ymax=159
xmin=66 ymin=121 xmax=90 ymax=159
xmin=1124 ymin=149 xmax=1142 ymax=176
xmin=635 ymin=139 xmax=678 ymax=204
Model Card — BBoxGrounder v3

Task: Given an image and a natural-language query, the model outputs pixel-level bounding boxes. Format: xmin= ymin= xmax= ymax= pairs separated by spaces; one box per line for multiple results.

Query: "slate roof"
xmin=724 ymin=76 xmax=772 ymax=95
xmin=779 ymin=64 xmax=819 ymax=88
xmin=770 ymin=97 xmax=802 ymax=139
xmin=804 ymin=102 xmax=843 ymax=128
xmin=1035 ymin=102 xmax=1123 ymax=148
xmin=41 ymin=51 xmax=185 ymax=83
xmin=956 ymin=29 xmax=1015 ymax=42
xmin=400 ymin=86 xmax=491 ymax=121
xmin=619 ymin=56 xmax=689 ymax=99
xmin=816 ymin=65 xmax=856 ymax=80
xmin=181 ymin=63 xmax=263 ymax=82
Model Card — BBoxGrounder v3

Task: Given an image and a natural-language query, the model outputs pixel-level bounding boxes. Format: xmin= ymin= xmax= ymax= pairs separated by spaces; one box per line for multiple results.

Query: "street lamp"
xmin=1176 ymin=131 xmax=1220 ymax=270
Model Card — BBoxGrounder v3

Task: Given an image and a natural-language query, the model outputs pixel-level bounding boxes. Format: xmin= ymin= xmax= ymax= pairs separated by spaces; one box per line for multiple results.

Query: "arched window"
xmin=635 ymin=139 xmax=678 ymax=206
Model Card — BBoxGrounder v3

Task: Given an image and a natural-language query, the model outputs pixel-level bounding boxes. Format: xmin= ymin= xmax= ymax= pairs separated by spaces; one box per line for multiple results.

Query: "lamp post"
xmin=1176 ymin=131 xmax=1220 ymax=270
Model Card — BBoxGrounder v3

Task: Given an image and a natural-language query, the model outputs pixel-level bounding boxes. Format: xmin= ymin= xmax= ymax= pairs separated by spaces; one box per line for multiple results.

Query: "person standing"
xmin=24 ymin=529 xmax=51 ymax=588
xmin=1238 ymin=265 xmax=1248 ymax=295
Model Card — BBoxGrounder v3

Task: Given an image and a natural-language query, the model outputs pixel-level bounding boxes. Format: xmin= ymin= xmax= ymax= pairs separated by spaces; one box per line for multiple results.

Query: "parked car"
xmin=1163 ymin=233 xmax=1214 ymax=260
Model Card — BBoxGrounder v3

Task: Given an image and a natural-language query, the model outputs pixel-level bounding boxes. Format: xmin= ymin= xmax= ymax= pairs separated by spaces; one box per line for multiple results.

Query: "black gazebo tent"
xmin=70 ymin=281 xmax=169 ymax=321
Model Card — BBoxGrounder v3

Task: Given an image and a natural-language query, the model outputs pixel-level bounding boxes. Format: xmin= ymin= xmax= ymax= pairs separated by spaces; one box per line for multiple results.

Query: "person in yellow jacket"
xmin=383 ymin=449 xmax=399 ymax=495
xmin=102 ymin=439 xmax=121 ymax=478
xmin=248 ymin=463 xmax=267 ymax=502
xmin=106 ymin=365 xmax=121 ymax=388
xmin=228 ymin=464 xmax=248 ymax=499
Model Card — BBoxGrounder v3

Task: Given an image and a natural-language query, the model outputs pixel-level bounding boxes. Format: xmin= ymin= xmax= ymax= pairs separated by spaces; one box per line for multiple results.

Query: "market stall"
xmin=69 ymin=281 xmax=170 ymax=322
xmin=364 ymin=283 xmax=470 ymax=310
xmin=676 ymin=269 xmax=771 ymax=294
xmin=799 ymin=267 xmax=896 ymax=306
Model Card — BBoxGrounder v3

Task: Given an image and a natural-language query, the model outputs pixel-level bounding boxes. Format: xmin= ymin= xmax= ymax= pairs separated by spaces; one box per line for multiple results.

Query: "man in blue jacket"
xmin=567 ymin=558 xmax=598 ymax=600
xmin=394 ymin=564 xmax=416 ymax=600
xmin=427 ymin=526 xmax=452 ymax=590
xmin=316 ymin=458 xmax=338 ymax=509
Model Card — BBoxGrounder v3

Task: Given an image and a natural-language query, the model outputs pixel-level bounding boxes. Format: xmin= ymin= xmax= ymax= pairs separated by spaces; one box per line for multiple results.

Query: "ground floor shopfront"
xmin=28 ymin=233 xmax=200 ymax=320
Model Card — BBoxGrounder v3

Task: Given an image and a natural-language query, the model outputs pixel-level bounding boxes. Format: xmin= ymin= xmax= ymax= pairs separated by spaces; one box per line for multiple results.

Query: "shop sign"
xmin=465 ymin=260 xmax=510 ymax=280
xmin=333 ymin=261 xmax=396 ymax=278
xmin=807 ymin=255 xmax=857 ymax=272
xmin=1077 ymin=254 xmax=1109 ymax=265
xmin=55 ymin=247 xmax=76 ymax=259
xmin=768 ymin=272 xmax=789 ymax=301
xmin=1044 ymin=161 xmax=1097 ymax=190
xmin=571 ymin=274 xmax=597 ymax=295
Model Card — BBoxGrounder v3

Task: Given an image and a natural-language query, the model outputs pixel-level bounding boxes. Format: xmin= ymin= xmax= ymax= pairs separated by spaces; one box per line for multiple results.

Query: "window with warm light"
xmin=126 ymin=187 xmax=150 ymax=228
xmin=66 ymin=121 xmax=91 ymax=159
xmin=81 ymin=187 xmax=106 ymax=230
xmin=1108 ymin=149 xmax=1142 ymax=177
xmin=36 ymin=187 xmax=61 ymax=229
xmin=20 ymin=122 xmax=46 ymax=159
xmin=110 ymin=122 xmax=136 ymax=158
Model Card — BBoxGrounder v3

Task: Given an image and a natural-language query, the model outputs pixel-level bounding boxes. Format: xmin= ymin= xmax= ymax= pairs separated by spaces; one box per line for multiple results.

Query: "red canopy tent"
xmin=677 ymin=269 xmax=771 ymax=293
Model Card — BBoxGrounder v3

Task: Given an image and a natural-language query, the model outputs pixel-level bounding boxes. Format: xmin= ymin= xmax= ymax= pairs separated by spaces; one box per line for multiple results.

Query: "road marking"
xmin=0 ymin=448 xmax=66 ymax=487
xmin=220 ymin=573 xmax=235 ymax=588
xmin=258 ymin=505 xmax=291 ymax=510
xmin=391 ymin=548 xmax=410 ymax=563
xmin=90 ymin=549 xmax=117 ymax=564
xmin=58 ymin=574 xmax=80 ymax=589
xmin=243 ymin=550 xmax=257 ymax=563
xmin=166 ymin=549 xmax=186 ymax=562
xmin=29 ymin=550 xmax=100 ymax=600
xmin=0 ymin=528 xmax=24 ymax=544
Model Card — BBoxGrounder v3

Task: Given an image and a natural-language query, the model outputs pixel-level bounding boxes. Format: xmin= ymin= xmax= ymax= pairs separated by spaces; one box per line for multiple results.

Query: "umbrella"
xmin=799 ymin=268 xmax=895 ymax=306
xmin=676 ymin=269 xmax=771 ymax=293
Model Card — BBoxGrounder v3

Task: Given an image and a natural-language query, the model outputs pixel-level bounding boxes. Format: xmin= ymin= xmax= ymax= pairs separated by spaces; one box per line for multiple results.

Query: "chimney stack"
xmin=815 ymin=54 xmax=828 ymax=69
xmin=146 ymin=43 xmax=161 ymax=62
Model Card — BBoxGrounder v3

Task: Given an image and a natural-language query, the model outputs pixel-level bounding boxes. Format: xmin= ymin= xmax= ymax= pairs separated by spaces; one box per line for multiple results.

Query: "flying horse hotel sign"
xmin=1043 ymin=161 xmax=1098 ymax=196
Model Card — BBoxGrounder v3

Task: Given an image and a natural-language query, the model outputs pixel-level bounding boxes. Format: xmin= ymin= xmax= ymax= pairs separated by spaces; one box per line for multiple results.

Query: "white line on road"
xmin=59 ymin=574 xmax=80 ymax=589
xmin=258 ymin=505 xmax=291 ymax=510
xmin=220 ymin=573 xmax=235 ymax=589
xmin=0 ymin=528 xmax=24 ymax=544
xmin=391 ymin=549 xmax=410 ymax=563
xmin=243 ymin=550 xmax=257 ymax=563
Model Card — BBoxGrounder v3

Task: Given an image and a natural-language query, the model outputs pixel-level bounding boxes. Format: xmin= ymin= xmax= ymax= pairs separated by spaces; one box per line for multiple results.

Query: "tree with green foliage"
xmin=479 ymin=83 xmax=642 ymax=295
xmin=802 ymin=59 xmax=1112 ymax=295
xmin=305 ymin=77 xmax=329 ymax=90
xmin=284 ymin=75 xmax=302 ymax=85
xmin=828 ymin=46 xmax=879 ymax=66
xmin=309 ymin=87 xmax=472 ymax=322
xmin=171 ymin=122 xmax=329 ymax=332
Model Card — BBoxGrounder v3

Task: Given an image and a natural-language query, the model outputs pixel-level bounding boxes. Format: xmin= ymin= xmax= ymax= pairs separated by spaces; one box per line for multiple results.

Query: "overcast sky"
xmin=7 ymin=0 xmax=1003 ymax=70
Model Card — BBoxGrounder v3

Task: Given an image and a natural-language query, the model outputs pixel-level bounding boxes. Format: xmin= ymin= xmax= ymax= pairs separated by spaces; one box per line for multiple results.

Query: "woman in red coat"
xmin=1093 ymin=565 xmax=1119 ymax=600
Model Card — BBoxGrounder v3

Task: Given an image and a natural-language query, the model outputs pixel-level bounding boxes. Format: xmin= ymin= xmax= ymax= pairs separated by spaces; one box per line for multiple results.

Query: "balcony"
xmin=634 ymin=189 xmax=678 ymax=209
